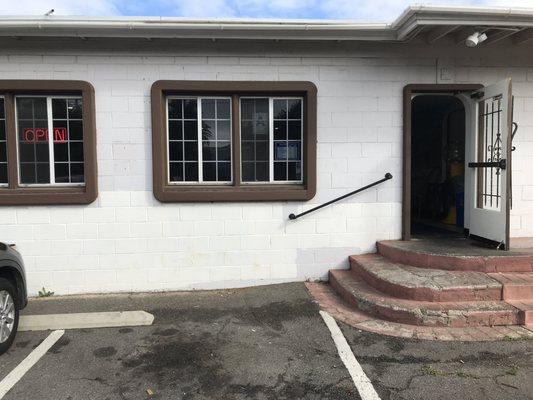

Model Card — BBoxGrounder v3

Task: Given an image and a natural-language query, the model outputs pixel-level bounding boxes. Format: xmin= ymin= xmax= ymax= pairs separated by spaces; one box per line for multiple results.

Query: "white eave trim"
xmin=0 ymin=5 xmax=532 ymax=42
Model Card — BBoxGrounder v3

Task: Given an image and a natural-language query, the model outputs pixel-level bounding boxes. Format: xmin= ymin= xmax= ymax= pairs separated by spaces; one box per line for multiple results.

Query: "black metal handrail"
xmin=288 ymin=173 xmax=393 ymax=220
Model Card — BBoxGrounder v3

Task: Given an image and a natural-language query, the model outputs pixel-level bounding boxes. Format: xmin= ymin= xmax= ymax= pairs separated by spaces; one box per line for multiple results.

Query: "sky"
xmin=1 ymin=0 xmax=533 ymax=20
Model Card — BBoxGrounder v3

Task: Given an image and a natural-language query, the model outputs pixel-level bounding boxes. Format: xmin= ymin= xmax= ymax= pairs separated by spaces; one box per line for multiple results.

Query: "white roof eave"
xmin=0 ymin=5 xmax=532 ymax=42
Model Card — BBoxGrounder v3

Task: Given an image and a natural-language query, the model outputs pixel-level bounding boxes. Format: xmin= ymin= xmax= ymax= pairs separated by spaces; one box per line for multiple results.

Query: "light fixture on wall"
xmin=465 ymin=32 xmax=488 ymax=47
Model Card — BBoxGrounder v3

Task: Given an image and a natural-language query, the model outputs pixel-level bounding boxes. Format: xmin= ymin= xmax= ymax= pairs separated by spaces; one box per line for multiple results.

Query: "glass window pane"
xmin=202 ymin=99 xmax=215 ymax=119
xmin=17 ymin=98 xmax=34 ymax=119
xmin=241 ymin=121 xmax=254 ymax=141
xmin=274 ymin=162 xmax=287 ymax=181
xmin=184 ymin=162 xmax=198 ymax=181
xmin=288 ymin=121 xmax=301 ymax=140
xmin=70 ymin=163 xmax=84 ymax=183
xmin=183 ymin=99 xmax=197 ymax=119
xmin=68 ymin=120 xmax=83 ymax=141
xmin=217 ymin=142 xmax=231 ymax=161
xmin=169 ymin=142 xmax=183 ymax=161
xmin=288 ymin=142 xmax=301 ymax=161
xmin=274 ymin=142 xmax=287 ymax=161
xmin=217 ymin=99 xmax=230 ymax=119
xmin=255 ymin=141 xmax=269 ymax=161
xmin=288 ymin=162 xmax=301 ymax=181
xmin=53 ymin=143 xmax=68 ymax=162
xmin=241 ymin=99 xmax=254 ymax=120
xmin=184 ymin=121 xmax=197 ymax=140
xmin=184 ymin=142 xmax=198 ymax=161
xmin=168 ymin=99 xmax=182 ymax=119
xmin=217 ymin=120 xmax=230 ymax=141
xmin=274 ymin=120 xmax=287 ymax=140
xmin=20 ymin=164 xmax=35 ymax=184
xmin=54 ymin=163 xmax=69 ymax=183
xmin=169 ymin=162 xmax=184 ymax=182
xmin=242 ymin=162 xmax=255 ymax=182
xmin=288 ymin=99 xmax=302 ymax=119
xmin=0 ymin=164 xmax=6 ymax=184
xmin=67 ymin=99 xmax=83 ymax=119
xmin=218 ymin=162 xmax=231 ymax=181
xmin=69 ymin=142 xmax=84 ymax=162
xmin=34 ymin=99 xmax=47 ymax=119
xmin=256 ymin=162 xmax=269 ymax=181
xmin=19 ymin=144 xmax=35 ymax=163
xmin=52 ymin=99 xmax=67 ymax=119
xmin=169 ymin=121 xmax=182 ymax=141
xmin=36 ymin=163 xmax=50 ymax=183
xmin=201 ymin=120 xmax=216 ymax=141
xmin=0 ymin=142 xmax=5 ymax=162
xmin=242 ymin=142 xmax=254 ymax=161
xmin=35 ymin=144 xmax=49 ymax=162
xmin=203 ymin=162 xmax=216 ymax=181
xmin=202 ymin=141 xmax=216 ymax=161
xmin=274 ymin=99 xmax=287 ymax=119
xmin=0 ymin=121 xmax=5 ymax=141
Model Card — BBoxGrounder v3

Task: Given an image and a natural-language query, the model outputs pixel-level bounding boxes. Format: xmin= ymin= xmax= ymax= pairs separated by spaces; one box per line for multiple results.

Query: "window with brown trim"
xmin=0 ymin=80 xmax=97 ymax=205
xmin=151 ymin=81 xmax=317 ymax=202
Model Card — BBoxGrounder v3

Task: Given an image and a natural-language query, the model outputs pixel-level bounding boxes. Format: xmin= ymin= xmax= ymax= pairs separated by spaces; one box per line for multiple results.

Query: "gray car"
xmin=0 ymin=242 xmax=27 ymax=355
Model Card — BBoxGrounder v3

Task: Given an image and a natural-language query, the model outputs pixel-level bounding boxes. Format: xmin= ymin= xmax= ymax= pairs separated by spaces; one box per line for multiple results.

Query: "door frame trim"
xmin=402 ymin=83 xmax=483 ymax=241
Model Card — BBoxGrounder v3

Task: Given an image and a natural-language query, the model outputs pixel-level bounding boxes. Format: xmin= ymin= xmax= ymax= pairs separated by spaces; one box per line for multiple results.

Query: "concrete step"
xmin=507 ymin=300 xmax=533 ymax=325
xmin=350 ymin=254 xmax=503 ymax=302
xmin=329 ymin=269 xmax=521 ymax=327
xmin=487 ymin=273 xmax=533 ymax=300
xmin=377 ymin=240 xmax=533 ymax=273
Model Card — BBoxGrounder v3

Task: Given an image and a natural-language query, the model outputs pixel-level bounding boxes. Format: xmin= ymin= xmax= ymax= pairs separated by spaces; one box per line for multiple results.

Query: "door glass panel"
xmin=476 ymin=96 xmax=503 ymax=211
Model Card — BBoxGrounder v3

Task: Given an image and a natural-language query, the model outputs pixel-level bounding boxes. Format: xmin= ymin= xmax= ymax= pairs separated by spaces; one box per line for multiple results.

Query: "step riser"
xmin=329 ymin=270 xmax=520 ymax=328
xmin=503 ymin=286 xmax=533 ymax=301
xmin=350 ymin=257 xmax=502 ymax=302
xmin=378 ymin=242 xmax=533 ymax=273
xmin=524 ymin=310 xmax=532 ymax=325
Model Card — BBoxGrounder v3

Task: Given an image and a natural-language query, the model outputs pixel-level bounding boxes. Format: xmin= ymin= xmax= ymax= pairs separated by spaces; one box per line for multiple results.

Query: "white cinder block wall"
xmin=0 ymin=44 xmax=532 ymax=295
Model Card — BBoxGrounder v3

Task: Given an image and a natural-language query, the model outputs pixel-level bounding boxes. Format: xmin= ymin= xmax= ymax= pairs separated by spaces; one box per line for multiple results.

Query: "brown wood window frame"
xmin=0 ymin=80 xmax=97 ymax=205
xmin=151 ymin=80 xmax=317 ymax=202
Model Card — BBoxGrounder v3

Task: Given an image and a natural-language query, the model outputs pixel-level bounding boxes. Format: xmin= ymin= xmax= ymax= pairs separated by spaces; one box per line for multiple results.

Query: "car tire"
xmin=0 ymin=277 xmax=19 ymax=356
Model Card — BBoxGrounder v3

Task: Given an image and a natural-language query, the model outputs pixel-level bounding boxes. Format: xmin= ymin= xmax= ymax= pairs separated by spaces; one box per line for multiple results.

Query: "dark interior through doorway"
xmin=410 ymin=95 xmax=466 ymax=237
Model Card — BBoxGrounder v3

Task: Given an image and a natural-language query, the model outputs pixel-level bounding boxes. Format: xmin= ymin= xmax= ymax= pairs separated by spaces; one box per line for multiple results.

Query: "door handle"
xmin=468 ymin=159 xmax=506 ymax=169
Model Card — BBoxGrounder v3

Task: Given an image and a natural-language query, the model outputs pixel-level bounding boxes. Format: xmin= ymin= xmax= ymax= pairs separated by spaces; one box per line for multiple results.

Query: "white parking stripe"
xmin=0 ymin=330 xmax=64 ymax=399
xmin=320 ymin=311 xmax=381 ymax=400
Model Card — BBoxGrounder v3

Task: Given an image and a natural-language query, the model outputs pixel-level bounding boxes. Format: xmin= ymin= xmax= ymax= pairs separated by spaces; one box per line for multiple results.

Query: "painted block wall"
xmin=0 ymin=45 xmax=531 ymax=295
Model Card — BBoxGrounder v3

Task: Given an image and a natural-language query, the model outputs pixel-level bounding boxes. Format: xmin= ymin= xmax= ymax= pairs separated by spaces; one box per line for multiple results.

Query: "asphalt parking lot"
xmin=0 ymin=283 xmax=532 ymax=400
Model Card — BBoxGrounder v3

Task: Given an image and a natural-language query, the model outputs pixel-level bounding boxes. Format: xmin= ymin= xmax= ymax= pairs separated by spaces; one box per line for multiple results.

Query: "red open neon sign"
xmin=22 ymin=127 xmax=67 ymax=143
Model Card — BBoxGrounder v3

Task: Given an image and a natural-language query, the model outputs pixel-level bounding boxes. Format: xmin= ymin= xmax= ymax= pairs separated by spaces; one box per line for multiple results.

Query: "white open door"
xmin=467 ymin=79 xmax=512 ymax=249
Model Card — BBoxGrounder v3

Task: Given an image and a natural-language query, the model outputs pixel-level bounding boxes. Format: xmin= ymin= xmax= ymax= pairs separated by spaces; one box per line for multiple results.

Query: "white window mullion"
xmin=46 ymin=97 xmax=55 ymax=184
xmin=197 ymin=98 xmax=203 ymax=183
xmin=268 ymin=97 xmax=274 ymax=183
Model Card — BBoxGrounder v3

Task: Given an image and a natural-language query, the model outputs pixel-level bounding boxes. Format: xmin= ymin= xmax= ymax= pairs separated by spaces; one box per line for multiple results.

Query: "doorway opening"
xmin=410 ymin=94 xmax=466 ymax=238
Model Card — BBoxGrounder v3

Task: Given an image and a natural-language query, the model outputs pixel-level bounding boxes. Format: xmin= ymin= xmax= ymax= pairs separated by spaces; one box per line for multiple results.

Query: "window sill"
xmin=154 ymin=184 xmax=316 ymax=202
xmin=0 ymin=186 xmax=97 ymax=206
